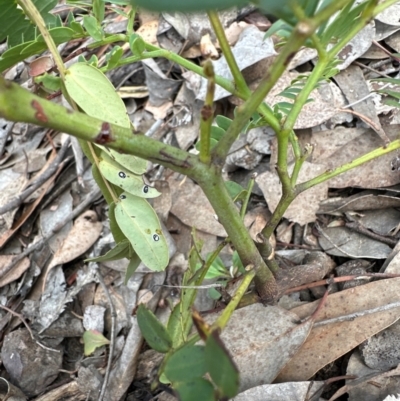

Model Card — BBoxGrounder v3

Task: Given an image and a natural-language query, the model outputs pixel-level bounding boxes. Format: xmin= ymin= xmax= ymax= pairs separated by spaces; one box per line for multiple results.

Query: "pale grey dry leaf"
xmin=173 ymin=83 xmax=201 ymax=150
xmin=48 ymin=210 xmax=103 ymax=270
xmin=38 ymin=265 xmax=98 ymax=332
xmin=334 ymin=65 xmax=387 ymax=142
xmin=318 ymin=191 xmax=400 ymax=214
xmin=303 ymin=125 xmax=400 ymax=189
xmin=374 ymin=19 xmax=400 ymax=41
xmin=376 ymin=3 xmax=400 ymax=26
xmin=361 ymin=320 xmax=400 ymax=371
xmin=352 ymin=208 xmax=400 ymax=236
xmin=334 ymin=22 xmax=375 ymax=70
xmin=206 ymin=304 xmax=311 ymax=392
xmin=83 ymin=305 xmax=106 ymax=332
xmin=318 ymin=226 xmax=392 ymax=259
xmin=40 ymin=191 xmax=73 ymax=252
xmin=196 ymin=25 xmax=276 ymax=101
xmin=233 ymin=381 xmax=325 ymax=401
xmin=276 ymin=278 xmax=400 ymax=382
xmin=0 ymin=168 xmax=28 ymax=232
xmin=257 ymin=161 xmax=328 ymax=225
xmin=385 ymin=30 xmax=400 ymax=52
xmin=103 ymin=274 xmax=147 ymax=401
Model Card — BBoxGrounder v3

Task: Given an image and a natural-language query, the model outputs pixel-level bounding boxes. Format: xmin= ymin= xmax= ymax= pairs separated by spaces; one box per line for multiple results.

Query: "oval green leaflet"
xmin=99 ymin=151 xmax=161 ymax=198
xmin=114 ymin=192 xmax=168 ymax=271
xmin=102 ymin=146 xmax=147 ymax=175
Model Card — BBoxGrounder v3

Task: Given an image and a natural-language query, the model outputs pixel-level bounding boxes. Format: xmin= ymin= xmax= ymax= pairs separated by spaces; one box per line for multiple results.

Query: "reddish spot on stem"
xmin=31 ymin=100 xmax=48 ymax=123
xmin=95 ymin=122 xmax=113 ymax=144
xmin=201 ymin=105 xmax=213 ymax=121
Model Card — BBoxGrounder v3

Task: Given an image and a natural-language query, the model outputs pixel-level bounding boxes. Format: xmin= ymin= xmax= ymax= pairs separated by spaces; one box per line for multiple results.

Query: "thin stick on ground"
xmin=95 ymin=268 xmax=116 ymax=401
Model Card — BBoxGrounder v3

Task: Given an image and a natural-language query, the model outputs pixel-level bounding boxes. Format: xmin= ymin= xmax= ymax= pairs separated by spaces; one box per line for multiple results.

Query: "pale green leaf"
xmin=114 ymin=192 xmax=169 ymax=271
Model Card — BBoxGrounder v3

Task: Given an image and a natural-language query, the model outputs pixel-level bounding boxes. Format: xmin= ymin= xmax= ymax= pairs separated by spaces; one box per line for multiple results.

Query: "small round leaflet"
xmin=114 ymin=192 xmax=168 ymax=271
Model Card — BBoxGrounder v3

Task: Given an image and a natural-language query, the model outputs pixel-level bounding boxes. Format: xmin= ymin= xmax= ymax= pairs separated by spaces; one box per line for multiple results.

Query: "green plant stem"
xmin=296 ymin=140 xmax=400 ymax=193
xmin=199 ymin=61 xmax=215 ymax=164
xmin=240 ymin=174 xmax=255 ymax=220
xmin=0 ymin=77 xmax=277 ymax=301
xmin=207 ymin=10 xmax=250 ymax=97
xmin=212 ymin=268 xmax=256 ymax=331
xmin=212 ymin=20 xmax=317 ymax=166
xmin=198 ymin=170 xmax=277 ymax=300
xmin=18 ymin=0 xmax=67 ymax=79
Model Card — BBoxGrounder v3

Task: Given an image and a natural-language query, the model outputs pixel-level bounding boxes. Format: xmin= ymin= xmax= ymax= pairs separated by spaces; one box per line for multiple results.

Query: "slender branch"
xmin=207 ymin=10 xmax=250 ymax=96
xmin=212 ymin=267 xmax=256 ymax=331
xmin=296 ymin=139 xmax=400 ymax=193
xmin=212 ymin=20 xmax=317 ymax=166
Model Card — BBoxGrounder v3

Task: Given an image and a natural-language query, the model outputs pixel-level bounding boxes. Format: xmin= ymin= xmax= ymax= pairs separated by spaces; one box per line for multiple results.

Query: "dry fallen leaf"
xmin=0 ymin=256 xmax=30 ymax=287
xmin=42 ymin=210 xmax=103 ymax=290
xmin=257 ymin=161 xmax=328 ymax=225
xmin=206 ymin=303 xmax=315 ymax=392
xmin=168 ymin=175 xmax=227 ymax=237
xmin=276 ymin=278 xmax=400 ymax=382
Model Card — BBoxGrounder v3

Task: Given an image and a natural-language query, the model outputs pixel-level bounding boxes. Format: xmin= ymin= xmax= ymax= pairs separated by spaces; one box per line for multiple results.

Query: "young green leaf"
xmin=64 ymin=62 xmax=130 ymax=128
xmin=164 ymin=345 xmax=207 ymax=382
xmin=102 ymin=147 xmax=148 ymax=175
xmin=215 ymin=115 xmax=232 ymax=131
xmin=98 ymin=151 xmax=160 ymax=198
xmin=83 ymin=330 xmax=110 ymax=356
xmin=174 ymin=378 xmax=216 ymax=401
xmin=137 ymin=304 xmax=172 ymax=353
xmin=85 ymin=239 xmax=130 ymax=263
xmin=82 ymin=15 xmax=104 ymax=41
xmin=114 ymin=192 xmax=169 ymax=271
xmin=108 ymin=201 xmax=127 ymax=243
xmin=205 ymin=331 xmax=239 ymax=398
xmin=124 ymin=255 xmax=141 ymax=284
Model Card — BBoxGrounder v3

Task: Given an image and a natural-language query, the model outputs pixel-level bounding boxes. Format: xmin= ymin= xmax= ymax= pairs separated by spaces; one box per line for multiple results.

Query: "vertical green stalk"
xmin=207 ymin=10 xmax=250 ymax=96
xmin=198 ymin=169 xmax=277 ymax=301
xmin=199 ymin=61 xmax=215 ymax=165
